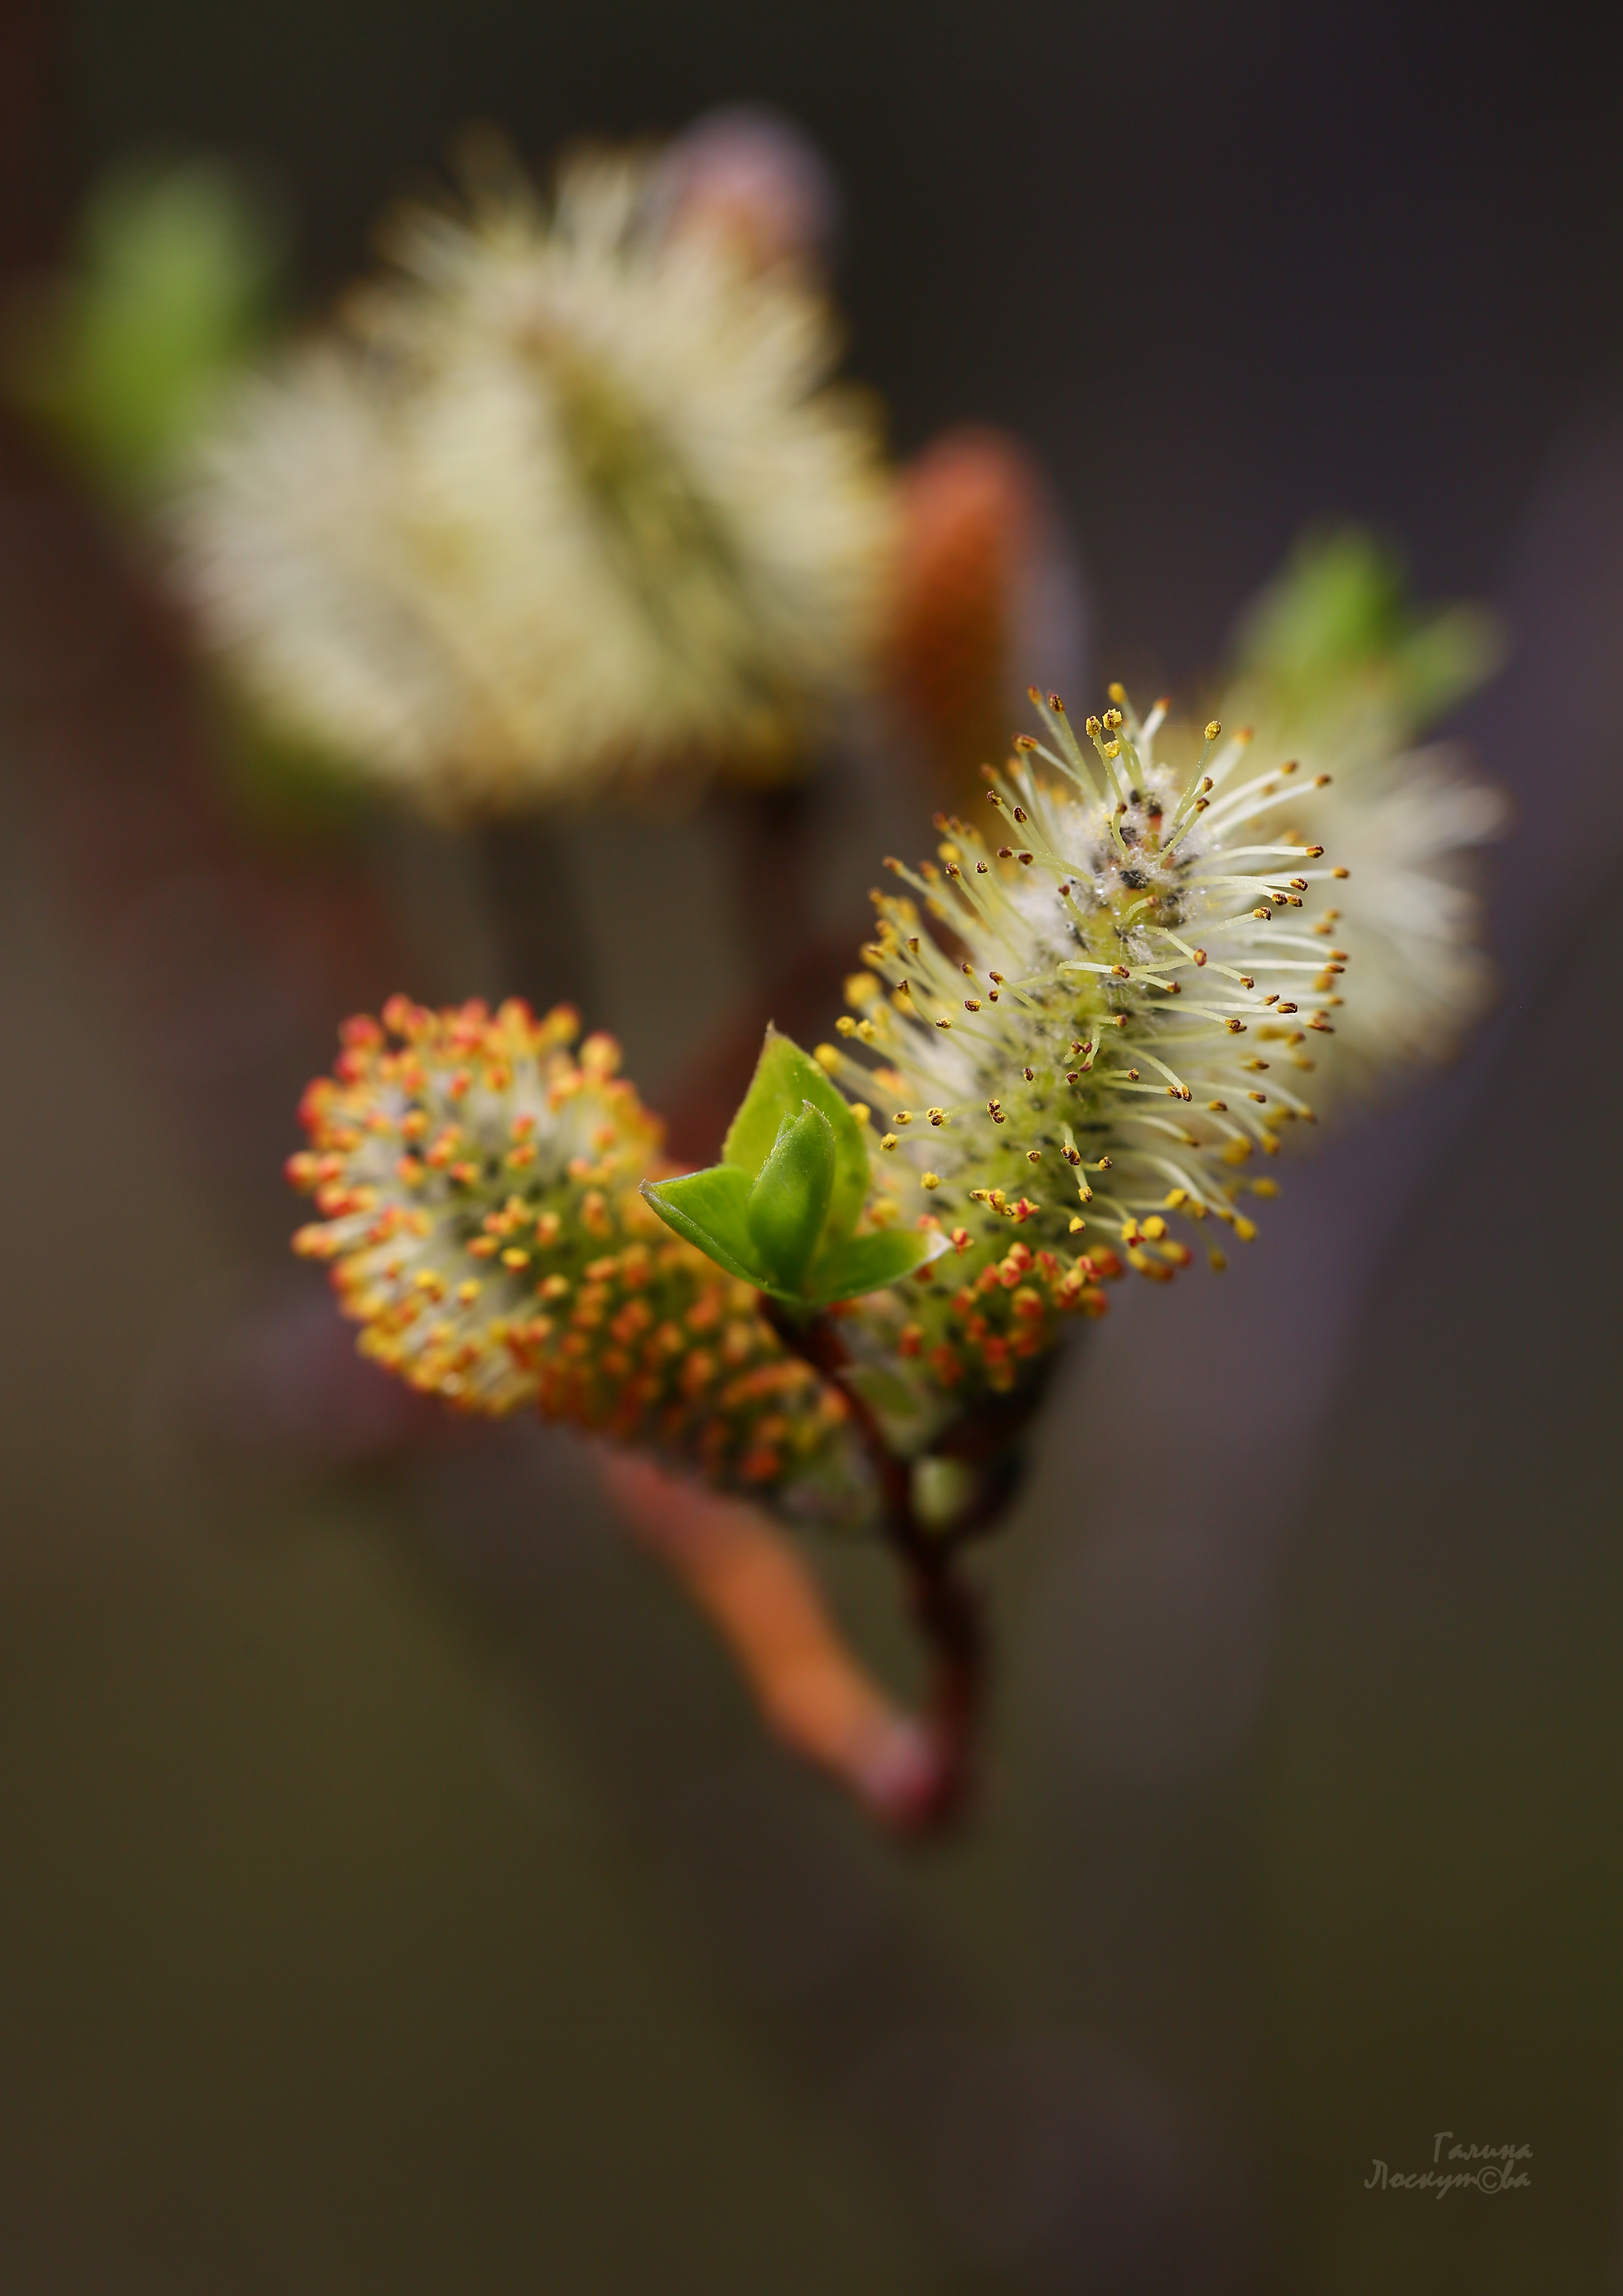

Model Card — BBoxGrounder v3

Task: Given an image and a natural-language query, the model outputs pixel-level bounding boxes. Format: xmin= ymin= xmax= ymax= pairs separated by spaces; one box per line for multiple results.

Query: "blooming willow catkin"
xmin=1230 ymin=733 xmax=1501 ymax=1091
xmin=289 ymin=997 xmax=873 ymax=1521
xmin=177 ymin=144 xmax=892 ymax=813
xmin=1217 ymin=528 xmax=1506 ymax=1091
xmin=820 ymin=688 xmax=1355 ymax=1447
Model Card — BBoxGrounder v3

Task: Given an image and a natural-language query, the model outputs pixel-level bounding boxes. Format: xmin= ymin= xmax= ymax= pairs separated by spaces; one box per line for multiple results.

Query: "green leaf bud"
xmin=746 ymin=1102 xmax=835 ymax=1289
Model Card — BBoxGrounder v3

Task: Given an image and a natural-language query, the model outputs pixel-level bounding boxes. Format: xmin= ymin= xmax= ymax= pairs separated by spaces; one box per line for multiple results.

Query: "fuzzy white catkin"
xmin=813 ymin=671 xmax=1501 ymax=1449
xmin=174 ymin=149 xmax=893 ymax=813
xmin=1221 ymin=712 xmax=1506 ymax=1090
xmin=1214 ymin=532 xmax=1507 ymax=1093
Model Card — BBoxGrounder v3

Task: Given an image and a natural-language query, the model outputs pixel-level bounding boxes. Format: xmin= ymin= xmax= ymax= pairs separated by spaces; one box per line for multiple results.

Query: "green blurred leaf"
xmin=1391 ymin=604 xmax=1503 ymax=726
xmin=1229 ymin=524 xmax=1502 ymax=737
xmin=745 ymin=1103 xmax=835 ymax=1290
xmin=7 ymin=156 xmax=286 ymax=502
xmin=1233 ymin=528 xmax=1405 ymax=691
xmin=913 ymin=1454 xmax=977 ymax=1531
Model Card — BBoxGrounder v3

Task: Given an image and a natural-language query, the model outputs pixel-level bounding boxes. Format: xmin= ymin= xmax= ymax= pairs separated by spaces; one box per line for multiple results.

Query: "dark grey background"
xmin=53 ymin=0 xmax=1623 ymax=674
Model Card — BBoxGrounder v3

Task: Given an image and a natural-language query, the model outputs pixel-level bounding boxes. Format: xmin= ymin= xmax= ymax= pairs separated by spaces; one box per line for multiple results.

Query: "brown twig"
xmin=600 ymin=1452 xmax=941 ymax=1828
xmin=763 ymin=1301 xmax=987 ymax=1829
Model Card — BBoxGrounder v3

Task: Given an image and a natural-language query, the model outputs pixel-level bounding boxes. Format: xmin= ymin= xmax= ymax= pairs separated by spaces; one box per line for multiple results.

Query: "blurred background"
xmin=3 ymin=2 xmax=1623 ymax=2289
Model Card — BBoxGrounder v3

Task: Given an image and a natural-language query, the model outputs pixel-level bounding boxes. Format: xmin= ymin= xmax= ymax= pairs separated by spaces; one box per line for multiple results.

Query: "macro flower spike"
xmin=816 ymin=687 xmax=1362 ymax=1443
xmin=178 ymin=143 xmax=892 ymax=813
xmin=1220 ymin=528 xmax=1506 ymax=1088
xmin=277 ymin=637 xmax=1504 ymax=1827
xmin=287 ymin=997 xmax=874 ymax=1519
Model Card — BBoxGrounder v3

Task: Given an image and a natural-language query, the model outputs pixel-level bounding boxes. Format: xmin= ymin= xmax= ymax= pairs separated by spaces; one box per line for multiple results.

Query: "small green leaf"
xmin=643 ymin=1162 xmax=949 ymax=1311
xmin=646 ymin=1033 xmax=940 ymax=1311
xmin=723 ymin=1029 xmax=868 ymax=1249
xmin=639 ymin=1166 xmax=763 ymax=1288
xmin=803 ymin=1225 xmax=949 ymax=1307
xmin=745 ymin=1103 xmax=835 ymax=1290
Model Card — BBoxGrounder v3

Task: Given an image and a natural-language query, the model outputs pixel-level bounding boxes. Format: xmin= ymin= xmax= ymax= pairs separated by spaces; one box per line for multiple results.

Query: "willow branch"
xmin=599 ymin=1451 xmax=942 ymax=1829
xmin=762 ymin=1303 xmax=987 ymax=1829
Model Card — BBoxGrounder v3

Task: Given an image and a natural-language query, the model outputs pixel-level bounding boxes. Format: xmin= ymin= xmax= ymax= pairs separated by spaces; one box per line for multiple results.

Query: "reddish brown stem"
xmin=602 ymin=1453 xmax=940 ymax=1825
xmin=763 ymin=1302 xmax=986 ymax=1829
